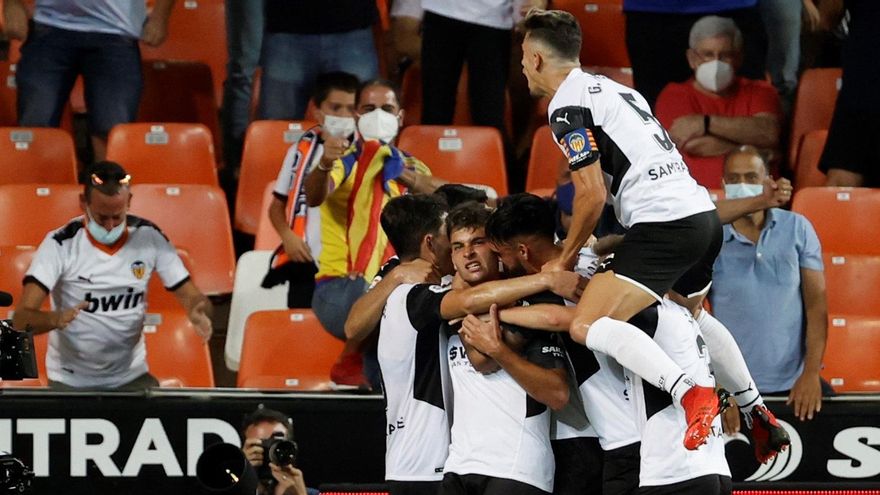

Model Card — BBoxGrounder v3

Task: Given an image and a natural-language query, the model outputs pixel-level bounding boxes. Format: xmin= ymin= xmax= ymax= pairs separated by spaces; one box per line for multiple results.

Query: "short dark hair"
xmin=83 ymin=161 xmax=131 ymax=201
xmin=357 ymin=78 xmax=402 ymax=108
xmin=241 ymin=407 xmax=294 ymax=440
xmin=312 ymin=71 xmax=359 ymax=107
xmin=523 ymin=9 xmax=582 ymax=62
xmin=434 ymin=184 xmax=489 ymax=209
xmin=486 ymin=193 xmax=556 ymax=245
xmin=381 ymin=194 xmax=449 ymax=260
xmin=447 ymin=202 xmax=492 ymax=238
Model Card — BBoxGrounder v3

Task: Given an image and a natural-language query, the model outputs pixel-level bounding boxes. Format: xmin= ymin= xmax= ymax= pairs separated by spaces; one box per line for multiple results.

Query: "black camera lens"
xmin=268 ymin=439 xmax=298 ymax=467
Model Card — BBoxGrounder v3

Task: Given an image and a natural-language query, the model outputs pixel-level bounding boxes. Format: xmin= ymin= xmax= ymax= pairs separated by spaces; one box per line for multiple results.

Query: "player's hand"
xmin=392 ymin=258 xmax=441 ymax=286
xmin=320 ymin=135 xmax=350 ymax=165
xmin=271 ymin=463 xmax=307 ymax=495
xmin=460 ymin=304 xmax=504 ymax=359
xmin=242 ymin=438 xmax=264 ymax=467
xmin=3 ymin=0 xmax=29 ymax=41
xmin=141 ymin=13 xmax=169 ymax=47
xmin=722 ymin=400 xmax=741 ymax=435
xmin=669 ymin=114 xmax=706 ymax=146
xmin=787 ymin=370 xmax=822 ymax=421
xmin=546 ymin=270 xmax=585 ymax=302
xmin=282 ymin=233 xmax=313 ymax=263
xmin=53 ymin=301 xmax=88 ymax=330
xmin=761 ymin=177 xmax=792 ymax=208
xmin=519 ymin=0 xmax=548 ymax=17
xmin=189 ymin=299 xmax=213 ymax=342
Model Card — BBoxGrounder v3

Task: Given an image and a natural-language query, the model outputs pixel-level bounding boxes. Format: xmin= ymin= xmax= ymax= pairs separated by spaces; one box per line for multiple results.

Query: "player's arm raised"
xmin=439 ymin=271 xmax=582 ymax=320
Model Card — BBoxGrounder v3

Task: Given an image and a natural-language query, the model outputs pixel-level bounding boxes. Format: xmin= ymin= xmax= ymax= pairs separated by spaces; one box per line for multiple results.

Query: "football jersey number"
xmin=618 ymin=93 xmax=675 ymax=152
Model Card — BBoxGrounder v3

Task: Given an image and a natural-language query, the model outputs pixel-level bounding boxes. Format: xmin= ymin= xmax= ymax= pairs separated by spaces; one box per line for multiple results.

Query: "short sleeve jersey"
xmin=548 ymin=69 xmax=715 ymax=229
xmin=25 ymin=216 xmax=189 ymax=388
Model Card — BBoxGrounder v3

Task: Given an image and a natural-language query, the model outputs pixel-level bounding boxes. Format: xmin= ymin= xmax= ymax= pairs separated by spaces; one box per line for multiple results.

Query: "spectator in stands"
xmin=818 ymin=0 xmax=880 ymax=187
xmin=257 ymin=0 xmax=379 ymax=121
xmin=655 ymin=16 xmax=782 ymax=189
xmin=388 ymin=0 xmax=422 ymax=83
xmin=4 ymin=0 xmax=173 ymax=161
xmin=220 ymin=0 xmax=264 ymax=171
xmin=420 ymin=0 xmax=546 ymax=134
xmin=759 ymin=0 xmax=816 ymax=117
xmin=263 ymin=72 xmax=360 ymax=309
xmin=303 ymin=79 xmax=446 ymax=388
xmin=710 ymin=146 xmax=829 ymax=422
xmin=12 ymin=161 xmax=212 ymax=391
xmin=241 ymin=407 xmax=312 ymax=495
xmin=623 ymin=0 xmax=767 ymax=110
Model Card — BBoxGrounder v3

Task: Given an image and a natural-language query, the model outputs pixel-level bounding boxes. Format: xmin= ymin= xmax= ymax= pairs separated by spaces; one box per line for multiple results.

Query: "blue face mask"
xmin=86 ymin=210 xmax=126 ymax=245
xmin=724 ymin=183 xmax=763 ymax=200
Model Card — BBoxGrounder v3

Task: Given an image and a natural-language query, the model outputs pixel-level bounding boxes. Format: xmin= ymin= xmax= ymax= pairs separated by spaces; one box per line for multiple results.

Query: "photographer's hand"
xmin=242 ymin=438 xmax=264 ymax=467
xmin=271 ymin=463 xmax=307 ymax=495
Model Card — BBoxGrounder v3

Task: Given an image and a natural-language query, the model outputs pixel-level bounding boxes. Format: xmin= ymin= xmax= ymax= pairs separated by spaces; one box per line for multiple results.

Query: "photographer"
xmin=241 ymin=408 xmax=311 ymax=495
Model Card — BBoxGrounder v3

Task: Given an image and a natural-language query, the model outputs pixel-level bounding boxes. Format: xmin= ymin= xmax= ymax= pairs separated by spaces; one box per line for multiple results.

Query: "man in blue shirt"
xmin=710 ymin=146 xmax=829 ymax=423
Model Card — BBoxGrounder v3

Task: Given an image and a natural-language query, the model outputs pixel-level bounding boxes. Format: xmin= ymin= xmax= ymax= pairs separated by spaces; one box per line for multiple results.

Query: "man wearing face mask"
xmin=709 ymin=146 xmax=830 ymax=425
xmin=265 ymin=72 xmax=360 ymax=309
xmin=303 ymin=79 xmax=447 ymax=389
xmin=655 ymin=16 xmax=782 ymax=189
xmin=13 ymin=161 xmax=213 ymax=391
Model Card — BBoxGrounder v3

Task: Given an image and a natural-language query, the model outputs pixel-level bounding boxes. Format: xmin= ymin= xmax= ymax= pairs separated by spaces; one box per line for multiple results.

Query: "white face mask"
xmin=695 ymin=59 xmax=734 ymax=93
xmin=357 ymin=108 xmax=400 ymax=143
xmin=322 ymin=114 xmax=356 ymax=138
xmin=724 ymin=183 xmax=763 ymax=200
xmin=86 ymin=209 xmax=126 ymax=245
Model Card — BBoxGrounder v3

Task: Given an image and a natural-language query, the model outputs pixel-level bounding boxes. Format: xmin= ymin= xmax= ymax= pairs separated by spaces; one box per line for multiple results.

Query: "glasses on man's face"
xmin=91 ymin=173 xmax=131 ymax=186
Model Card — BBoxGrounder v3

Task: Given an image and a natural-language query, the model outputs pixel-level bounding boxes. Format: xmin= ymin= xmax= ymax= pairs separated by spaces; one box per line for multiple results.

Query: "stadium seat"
xmin=0 ymin=184 xmax=81 ymax=246
xmin=141 ymin=0 xmax=227 ymax=107
xmin=526 ymin=125 xmax=567 ymax=193
xmin=106 ymin=123 xmax=218 ymax=186
xmin=0 ymin=244 xmax=42 ymax=309
xmin=224 ymin=250 xmax=289 ymax=371
xmin=0 ymin=127 xmax=78 ymax=184
xmin=823 ymin=254 xmax=880 ymax=317
xmin=822 ymin=315 xmax=880 ymax=393
xmin=554 ymin=0 xmax=630 ymax=67
xmin=791 ymin=187 xmax=880 ymax=256
xmin=254 ymin=182 xmax=283 ymax=251
xmin=789 ymin=68 xmax=841 ymax=171
xmin=235 ymin=120 xmax=318 ymax=234
xmin=793 ymin=129 xmax=828 ymax=192
xmin=143 ymin=309 xmax=214 ymax=387
xmin=238 ymin=309 xmax=344 ymax=390
xmin=137 ymin=60 xmax=221 ymax=150
xmin=397 ymin=125 xmax=508 ymax=197
xmin=129 ymin=184 xmax=235 ymax=295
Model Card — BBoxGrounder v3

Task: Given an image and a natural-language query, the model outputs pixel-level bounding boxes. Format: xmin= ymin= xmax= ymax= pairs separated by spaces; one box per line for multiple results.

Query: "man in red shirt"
xmin=655 ymin=16 xmax=782 ymax=189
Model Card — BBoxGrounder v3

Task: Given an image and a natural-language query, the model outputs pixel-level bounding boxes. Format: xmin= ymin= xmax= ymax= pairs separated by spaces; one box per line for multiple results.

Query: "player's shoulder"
xmin=126 ymin=215 xmax=170 ymax=242
xmin=50 ymin=218 xmax=85 ymax=245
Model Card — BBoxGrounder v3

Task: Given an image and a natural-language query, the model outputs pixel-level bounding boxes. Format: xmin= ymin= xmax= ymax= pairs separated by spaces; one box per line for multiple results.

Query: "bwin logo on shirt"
xmin=84 ymin=288 xmax=145 ymax=313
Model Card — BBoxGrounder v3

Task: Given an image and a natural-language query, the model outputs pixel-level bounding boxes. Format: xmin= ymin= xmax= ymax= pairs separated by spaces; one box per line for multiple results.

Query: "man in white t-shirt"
xmin=12 ymin=162 xmax=212 ymax=390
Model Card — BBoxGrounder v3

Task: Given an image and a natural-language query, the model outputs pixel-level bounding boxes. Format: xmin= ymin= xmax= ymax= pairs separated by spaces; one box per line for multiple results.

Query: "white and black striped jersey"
xmin=378 ymin=283 xmax=453 ymax=481
xmin=548 ymin=69 xmax=715 ymax=229
xmin=625 ymin=300 xmax=730 ymax=487
xmin=25 ymin=216 xmax=189 ymax=388
xmin=443 ymin=313 xmax=566 ymax=492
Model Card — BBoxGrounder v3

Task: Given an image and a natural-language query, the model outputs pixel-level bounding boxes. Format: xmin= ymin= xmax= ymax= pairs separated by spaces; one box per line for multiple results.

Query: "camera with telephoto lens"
xmin=0 ymin=453 xmax=34 ymax=493
xmin=257 ymin=432 xmax=298 ymax=480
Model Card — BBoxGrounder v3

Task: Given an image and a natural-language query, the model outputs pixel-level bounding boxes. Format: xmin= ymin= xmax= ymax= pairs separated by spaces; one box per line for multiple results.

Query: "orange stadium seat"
xmin=554 ymin=0 xmax=630 ymax=67
xmin=235 ymin=120 xmax=318 ymax=234
xmin=138 ymin=60 xmax=221 ymax=150
xmin=106 ymin=123 xmax=218 ymax=186
xmin=823 ymin=254 xmax=880 ymax=317
xmin=526 ymin=125 xmax=568 ymax=193
xmin=397 ymin=125 xmax=508 ymax=197
xmin=822 ymin=315 xmax=880 ymax=393
xmin=0 ymin=127 xmax=78 ymax=184
xmin=794 ymin=129 xmax=828 ymax=192
xmin=254 ymin=181 xmax=282 ymax=251
xmin=789 ymin=68 xmax=841 ymax=171
xmin=129 ymin=184 xmax=235 ymax=295
xmin=141 ymin=0 xmax=227 ymax=107
xmin=144 ymin=310 xmax=215 ymax=387
xmin=791 ymin=187 xmax=880 ymax=256
xmin=237 ymin=309 xmax=344 ymax=390
xmin=0 ymin=184 xmax=81 ymax=246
